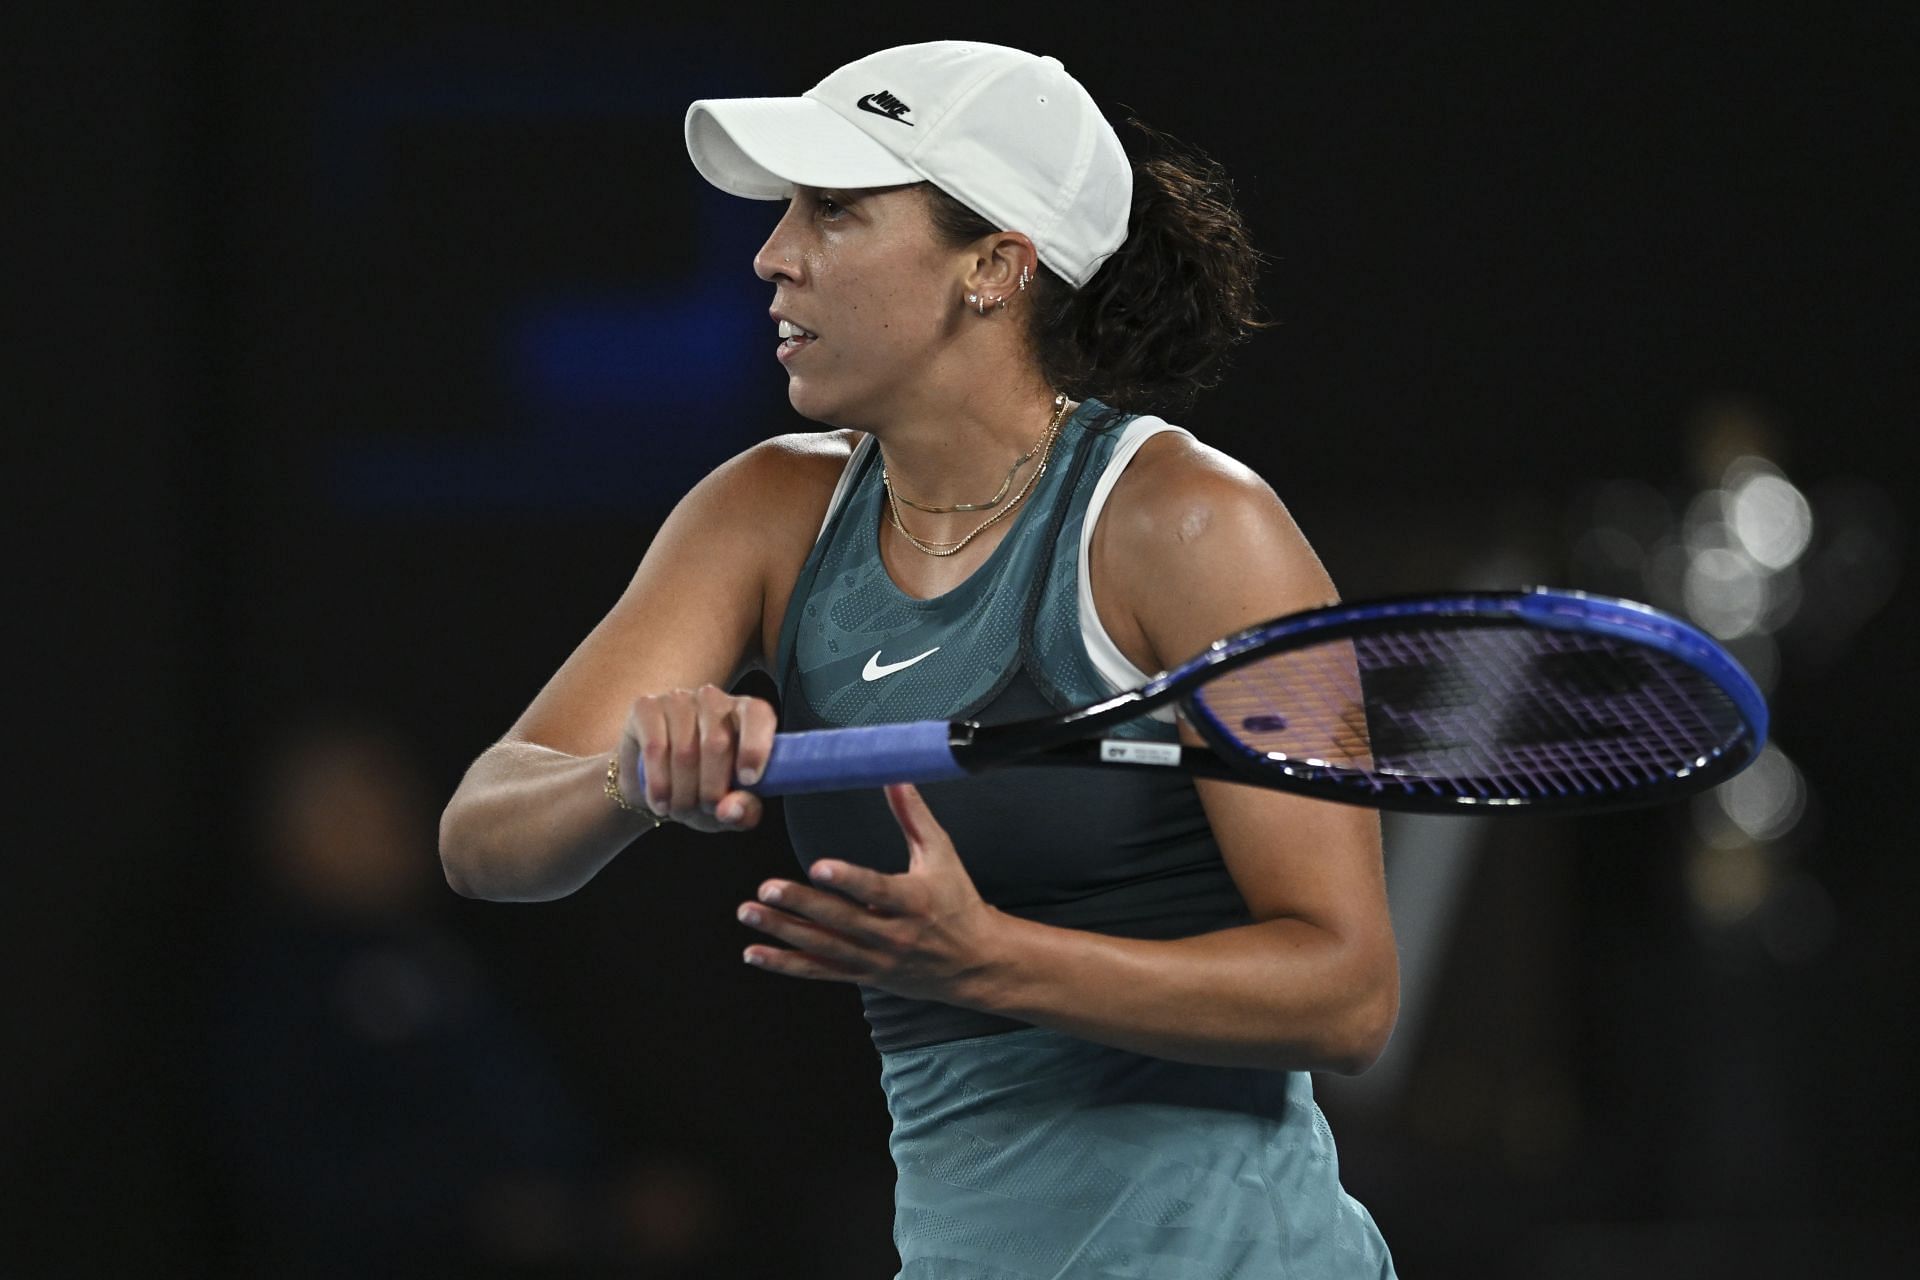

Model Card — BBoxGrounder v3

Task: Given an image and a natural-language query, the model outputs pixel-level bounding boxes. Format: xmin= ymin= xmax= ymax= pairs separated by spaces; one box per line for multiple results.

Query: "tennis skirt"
xmin=880 ymin=1026 xmax=1395 ymax=1279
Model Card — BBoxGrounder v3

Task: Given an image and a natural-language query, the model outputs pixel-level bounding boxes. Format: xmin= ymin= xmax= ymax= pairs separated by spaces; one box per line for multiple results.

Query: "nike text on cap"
xmin=684 ymin=41 xmax=1132 ymax=289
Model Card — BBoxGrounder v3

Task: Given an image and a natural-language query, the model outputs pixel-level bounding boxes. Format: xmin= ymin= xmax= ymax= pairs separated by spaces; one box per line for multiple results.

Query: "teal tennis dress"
xmin=775 ymin=402 xmax=1395 ymax=1278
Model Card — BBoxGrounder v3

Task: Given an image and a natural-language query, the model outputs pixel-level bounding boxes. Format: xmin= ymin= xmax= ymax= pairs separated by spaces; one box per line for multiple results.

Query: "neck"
xmin=872 ymin=381 xmax=1067 ymax=513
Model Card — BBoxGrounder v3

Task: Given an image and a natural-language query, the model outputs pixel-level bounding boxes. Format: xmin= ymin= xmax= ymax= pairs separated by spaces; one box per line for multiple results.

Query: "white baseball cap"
xmin=685 ymin=41 xmax=1132 ymax=288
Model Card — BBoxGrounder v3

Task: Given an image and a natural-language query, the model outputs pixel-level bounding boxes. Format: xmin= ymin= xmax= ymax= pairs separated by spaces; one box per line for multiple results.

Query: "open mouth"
xmin=778 ymin=319 xmax=818 ymax=349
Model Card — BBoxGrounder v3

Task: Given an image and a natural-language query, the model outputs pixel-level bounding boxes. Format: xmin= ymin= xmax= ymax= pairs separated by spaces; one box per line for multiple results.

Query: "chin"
xmin=784 ymin=376 xmax=851 ymax=429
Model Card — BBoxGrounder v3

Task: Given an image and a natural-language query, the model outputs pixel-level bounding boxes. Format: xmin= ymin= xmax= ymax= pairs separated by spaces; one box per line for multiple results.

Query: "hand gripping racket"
xmin=647 ymin=589 xmax=1768 ymax=814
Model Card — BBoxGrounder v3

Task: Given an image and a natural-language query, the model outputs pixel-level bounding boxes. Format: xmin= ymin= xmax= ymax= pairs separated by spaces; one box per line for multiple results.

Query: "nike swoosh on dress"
xmin=862 ymin=646 xmax=941 ymax=681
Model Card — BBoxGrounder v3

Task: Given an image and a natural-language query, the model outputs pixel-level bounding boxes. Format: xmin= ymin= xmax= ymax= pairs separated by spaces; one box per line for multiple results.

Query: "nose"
xmin=753 ymin=196 xmax=807 ymax=285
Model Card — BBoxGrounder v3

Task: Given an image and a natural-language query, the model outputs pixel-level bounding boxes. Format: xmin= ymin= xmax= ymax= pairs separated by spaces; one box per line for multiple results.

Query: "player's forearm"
xmin=965 ymin=913 xmax=1399 ymax=1073
xmin=439 ymin=741 xmax=656 ymax=901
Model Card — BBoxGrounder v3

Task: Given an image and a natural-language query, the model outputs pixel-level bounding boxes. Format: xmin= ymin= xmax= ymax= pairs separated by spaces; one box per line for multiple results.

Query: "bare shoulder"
xmin=666 ymin=427 xmax=863 ymax=665
xmin=700 ymin=428 xmax=861 ymax=522
xmin=742 ymin=427 xmax=862 ymax=474
xmin=503 ymin=429 xmax=860 ymax=752
xmin=1094 ymin=429 xmax=1338 ymax=668
xmin=1102 ymin=429 xmax=1332 ymax=592
xmin=632 ymin=427 xmax=861 ymax=590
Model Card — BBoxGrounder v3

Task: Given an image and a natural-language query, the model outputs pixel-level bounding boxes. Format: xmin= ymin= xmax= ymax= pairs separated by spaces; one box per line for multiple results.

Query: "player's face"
xmin=753 ymin=185 xmax=965 ymax=427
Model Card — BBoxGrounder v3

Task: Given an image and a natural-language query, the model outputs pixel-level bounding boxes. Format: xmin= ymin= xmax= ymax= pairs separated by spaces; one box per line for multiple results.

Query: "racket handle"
xmin=631 ymin=720 xmax=968 ymax=799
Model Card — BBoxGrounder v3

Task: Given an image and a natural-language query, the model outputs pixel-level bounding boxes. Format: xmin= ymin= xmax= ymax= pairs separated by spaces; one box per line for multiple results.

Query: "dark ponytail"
xmin=924 ymin=119 xmax=1267 ymax=416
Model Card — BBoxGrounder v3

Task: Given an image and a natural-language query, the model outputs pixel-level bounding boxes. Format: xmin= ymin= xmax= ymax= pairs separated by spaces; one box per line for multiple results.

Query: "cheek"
xmin=819 ymin=287 xmax=931 ymax=367
xmin=861 ymin=268 xmax=955 ymax=348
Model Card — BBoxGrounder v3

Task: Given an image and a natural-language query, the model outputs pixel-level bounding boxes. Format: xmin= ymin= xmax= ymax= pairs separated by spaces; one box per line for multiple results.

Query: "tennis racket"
xmin=643 ymin=589 xmax=1768 ymax=814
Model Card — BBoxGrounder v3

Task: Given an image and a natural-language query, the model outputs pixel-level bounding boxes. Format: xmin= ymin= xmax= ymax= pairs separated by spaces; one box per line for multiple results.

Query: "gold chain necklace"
xmin=884 ymin=394 xmax=1070 ymax=558
xmin=886 ymin=408 xmax=1056 ymax=513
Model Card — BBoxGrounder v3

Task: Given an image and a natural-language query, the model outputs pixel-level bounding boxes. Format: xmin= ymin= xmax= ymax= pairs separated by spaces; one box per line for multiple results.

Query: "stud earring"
xmin=1017 ymin=265 xmax=1031 ymax=291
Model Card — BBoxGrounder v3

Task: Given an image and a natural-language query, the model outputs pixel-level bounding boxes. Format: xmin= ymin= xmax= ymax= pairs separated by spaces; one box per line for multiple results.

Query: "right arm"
xmin=438 ymin=432 xmax=853 ymax=902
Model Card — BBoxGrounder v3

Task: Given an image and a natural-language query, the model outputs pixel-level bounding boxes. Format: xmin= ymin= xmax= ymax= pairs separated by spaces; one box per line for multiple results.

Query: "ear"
xmin=962 ymin=231 xmax=1038 ymax=304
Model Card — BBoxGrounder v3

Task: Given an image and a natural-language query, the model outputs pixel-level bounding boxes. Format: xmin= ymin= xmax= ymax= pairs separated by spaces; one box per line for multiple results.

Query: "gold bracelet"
xmin=605 ymin=756 xmax=666 ymax=829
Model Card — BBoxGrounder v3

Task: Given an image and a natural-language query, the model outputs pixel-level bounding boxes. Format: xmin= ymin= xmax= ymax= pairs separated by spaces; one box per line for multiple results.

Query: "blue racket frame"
xmin=1166 ymin=589 xmax=1768 ymax=812
xmin=657 ymin=588 xmax=1768 ymax=815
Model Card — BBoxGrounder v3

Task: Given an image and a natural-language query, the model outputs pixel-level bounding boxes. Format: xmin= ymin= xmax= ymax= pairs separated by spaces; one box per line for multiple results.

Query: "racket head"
xmin=1165 ymin=589 xmax=1768 ymax=813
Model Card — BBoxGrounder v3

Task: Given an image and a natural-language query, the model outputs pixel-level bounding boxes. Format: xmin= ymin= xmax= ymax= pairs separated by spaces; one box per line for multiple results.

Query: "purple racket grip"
xmin=630 ymin=720 xmax=968 ymax=798
xmin=754 ymin=720 xmax=967 ymax=795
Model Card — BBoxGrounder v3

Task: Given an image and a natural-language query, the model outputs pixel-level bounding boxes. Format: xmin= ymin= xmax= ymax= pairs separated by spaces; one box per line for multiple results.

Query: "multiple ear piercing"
xmin=966 ymin=264 xmax=1034 ymax=315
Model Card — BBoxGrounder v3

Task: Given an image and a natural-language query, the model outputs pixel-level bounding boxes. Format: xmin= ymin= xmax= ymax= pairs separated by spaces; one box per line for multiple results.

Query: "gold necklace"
xmin=884 ymin=394 xmax=1070 ymax=558
xmin=886 ymin=406 xmax=1057 ymax=513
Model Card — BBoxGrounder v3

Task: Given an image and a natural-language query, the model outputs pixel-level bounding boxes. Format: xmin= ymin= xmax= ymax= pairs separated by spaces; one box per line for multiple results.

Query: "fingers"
xmin=738 ymin=887 xmax=895 ymax=963
xmin=627 ymin=696 xmax=672 ymax=817
xmin=741 ymin=943 xmax=860 ymax=982
xmin=715 ymin=790 xmax=764 ymax=830
xmin=663 ymin=691 xmax=702 ymax=817
xmin=696 ymin=685 xmax=739 ymax=813
xmin=734 ymin=696 xmax=778 ymax=788
xmin=885 ymin=784 xmax=954 ymax=869
xmin=807 ymin=858 xmax=905 ymax=914
xmin=883 ymin=782 xmax=929 ymax=843
xmin=758 ymin=878 xmax=900 ymax=944
xmin=622 ymin=687 xmax=774 ymax=832
xmin=743 ymin=791 xmax=986 ymax=1000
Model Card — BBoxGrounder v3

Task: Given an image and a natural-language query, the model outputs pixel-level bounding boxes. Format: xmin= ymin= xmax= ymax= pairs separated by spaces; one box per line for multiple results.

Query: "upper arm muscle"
xmin=1091 ymin=436 xmax=1389 ymax=939
xmin=505 ymin=433 xmax=852 ymax=756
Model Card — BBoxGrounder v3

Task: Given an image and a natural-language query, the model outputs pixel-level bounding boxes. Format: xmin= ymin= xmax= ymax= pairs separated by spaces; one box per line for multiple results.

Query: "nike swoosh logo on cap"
xmin=862 ymin=646 xmax=940 ymax=681
xmin=855 ymin=91 xmax=916 ymax=125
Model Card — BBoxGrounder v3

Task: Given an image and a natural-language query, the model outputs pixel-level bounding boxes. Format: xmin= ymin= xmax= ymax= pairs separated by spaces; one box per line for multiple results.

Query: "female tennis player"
xmin=441 ymin=40 xmax=1398 ymax=1277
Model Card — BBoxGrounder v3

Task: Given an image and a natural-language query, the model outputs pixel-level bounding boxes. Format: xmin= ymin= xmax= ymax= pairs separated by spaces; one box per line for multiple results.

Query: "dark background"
xmin=9 ymin=2 xmax=1915 ymax=1275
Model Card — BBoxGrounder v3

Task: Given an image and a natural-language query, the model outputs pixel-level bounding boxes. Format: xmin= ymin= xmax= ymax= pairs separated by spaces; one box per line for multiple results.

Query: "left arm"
xmin=738 ymin=436 xmax=1399 ymax=1073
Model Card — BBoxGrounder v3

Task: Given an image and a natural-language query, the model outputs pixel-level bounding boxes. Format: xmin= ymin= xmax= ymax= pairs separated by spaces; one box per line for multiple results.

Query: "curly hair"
xmin=922 ymin=119 xmax=1267 ymax=416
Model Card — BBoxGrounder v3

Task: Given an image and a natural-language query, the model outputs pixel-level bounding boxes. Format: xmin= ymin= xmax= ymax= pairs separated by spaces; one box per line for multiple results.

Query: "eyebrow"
xmin=811 ymin=183 xmax=920 ymax=201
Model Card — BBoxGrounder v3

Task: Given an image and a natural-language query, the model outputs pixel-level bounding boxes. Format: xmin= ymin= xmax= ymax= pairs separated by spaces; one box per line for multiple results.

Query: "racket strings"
xmin=1190 ymin=623 xmax=1750 ymax=799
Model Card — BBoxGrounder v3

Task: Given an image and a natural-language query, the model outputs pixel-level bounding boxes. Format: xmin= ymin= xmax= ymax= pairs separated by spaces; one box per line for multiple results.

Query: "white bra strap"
xmin=1077 ymin=417 xmax=1192 ymax=719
